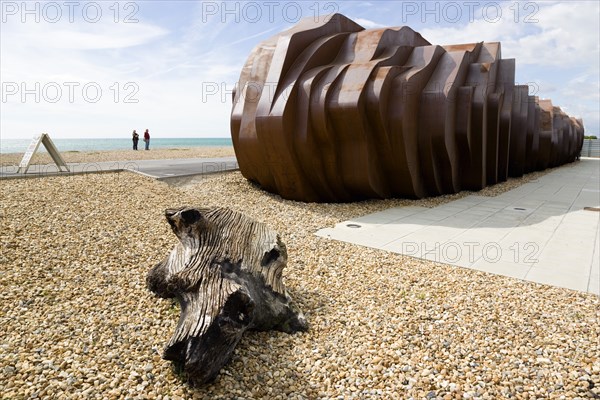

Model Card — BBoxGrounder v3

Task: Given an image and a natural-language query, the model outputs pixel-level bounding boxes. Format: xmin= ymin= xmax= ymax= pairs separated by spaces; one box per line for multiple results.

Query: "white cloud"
xmin=7 ymin=24 xmax=168 ymax=51
xmin=351 ymin=17 xmax=385 ymax=29
xmin=419 ymin=2 xmax=599 ymax=68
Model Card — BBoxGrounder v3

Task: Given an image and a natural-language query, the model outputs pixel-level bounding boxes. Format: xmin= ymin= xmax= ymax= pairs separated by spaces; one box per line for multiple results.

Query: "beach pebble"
xmin=0 ymin=152 xmax=597 ymax=399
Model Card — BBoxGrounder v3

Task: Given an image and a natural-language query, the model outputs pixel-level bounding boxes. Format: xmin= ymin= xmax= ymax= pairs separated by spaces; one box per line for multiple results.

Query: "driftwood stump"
xmin=147 ymin=207 xmax=307 ymax=386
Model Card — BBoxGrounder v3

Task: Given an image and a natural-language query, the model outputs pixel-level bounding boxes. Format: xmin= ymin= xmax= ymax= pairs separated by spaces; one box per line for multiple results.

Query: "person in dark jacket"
xmin=132 ymin=130 xmax=139 ymax=150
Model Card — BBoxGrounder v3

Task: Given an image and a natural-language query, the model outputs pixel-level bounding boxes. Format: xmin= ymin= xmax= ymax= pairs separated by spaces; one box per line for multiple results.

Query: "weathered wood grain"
xmin=147 ymin=207 xmax=307 ymax=386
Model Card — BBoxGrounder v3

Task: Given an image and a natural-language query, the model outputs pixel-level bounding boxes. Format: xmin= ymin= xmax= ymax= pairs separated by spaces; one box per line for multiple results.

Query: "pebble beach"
xmin=0 ymin=148 xmax=598 ymax=399
xmin=0 ymin=147 xmax=236 ymax=167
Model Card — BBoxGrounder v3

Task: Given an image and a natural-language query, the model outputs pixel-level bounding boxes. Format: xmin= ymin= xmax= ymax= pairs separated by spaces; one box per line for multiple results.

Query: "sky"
xmin=1 ymin=0 xmax=598 ymax=139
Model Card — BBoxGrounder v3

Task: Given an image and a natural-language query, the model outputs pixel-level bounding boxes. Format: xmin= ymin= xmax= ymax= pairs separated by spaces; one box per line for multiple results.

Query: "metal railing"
xmin=581 ymin=139 xmax=600 ymax=158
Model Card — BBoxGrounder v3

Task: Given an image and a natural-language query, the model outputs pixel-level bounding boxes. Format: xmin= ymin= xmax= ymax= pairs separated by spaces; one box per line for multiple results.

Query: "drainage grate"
xmin=584 ymin=207 xmax=600 ymax=212
xmin=346 ymin=223 xmax=362 ymax=228
xmin=513 ymin=207 xmax=526 ymax=211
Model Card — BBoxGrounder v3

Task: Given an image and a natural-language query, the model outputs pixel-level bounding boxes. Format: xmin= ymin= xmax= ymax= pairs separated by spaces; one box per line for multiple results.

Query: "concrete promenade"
xmin=317 ymin=158 xmax=600 ymax=294
xmin=0 ymin=157 xmax=238 ymax=180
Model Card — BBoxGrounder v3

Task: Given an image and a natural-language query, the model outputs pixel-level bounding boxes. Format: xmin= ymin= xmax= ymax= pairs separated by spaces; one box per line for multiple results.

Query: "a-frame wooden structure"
xmin=17 ymin=133 xmax=70 ymax=173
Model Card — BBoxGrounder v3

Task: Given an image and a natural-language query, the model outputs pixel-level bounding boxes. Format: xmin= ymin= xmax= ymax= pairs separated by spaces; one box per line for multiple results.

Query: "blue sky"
xmin=1 ymin=1 xmax=598 ymax=139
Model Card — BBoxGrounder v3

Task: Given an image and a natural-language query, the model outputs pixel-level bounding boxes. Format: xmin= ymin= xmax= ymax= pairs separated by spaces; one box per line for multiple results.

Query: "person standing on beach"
xmin=132 ymin=130 xmax=139 ymax=150
xmin=144 ymin=129 xmax=150 ymax=150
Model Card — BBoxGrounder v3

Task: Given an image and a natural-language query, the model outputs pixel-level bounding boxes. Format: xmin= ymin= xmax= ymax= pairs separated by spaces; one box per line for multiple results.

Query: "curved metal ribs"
xmin=231 ymin=14 xmax=585 ymax=202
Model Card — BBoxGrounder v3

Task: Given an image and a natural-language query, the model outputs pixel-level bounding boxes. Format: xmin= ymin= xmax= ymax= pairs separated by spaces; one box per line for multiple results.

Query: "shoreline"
xmin=0 ymin=137 xmax=233 ymax=154
xmin=0 ymin=146 xmax=236 ymax=166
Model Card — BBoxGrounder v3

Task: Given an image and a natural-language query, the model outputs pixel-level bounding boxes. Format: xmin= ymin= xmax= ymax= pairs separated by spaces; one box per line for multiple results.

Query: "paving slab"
xmin=316 ymin=158 xmax=600 ymax=294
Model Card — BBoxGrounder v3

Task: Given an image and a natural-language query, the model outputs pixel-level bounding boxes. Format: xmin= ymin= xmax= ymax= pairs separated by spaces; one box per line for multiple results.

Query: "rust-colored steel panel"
xmin=508 ymin=85 xmax=529 ymax=177
xmin=231 ymin=14 xmax=584 ymax=202
xmin=537 ymin=99 xmax=554 ymax=170
xmin=496 ymin=58 xmax=515 ymax=182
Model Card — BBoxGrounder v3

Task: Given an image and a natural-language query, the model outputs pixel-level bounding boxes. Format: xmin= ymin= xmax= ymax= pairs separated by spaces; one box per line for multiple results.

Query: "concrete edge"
xmin=0 ymin=168 xmax=126 ymax=180
xmin=155 ymin=167 xmax=240 ymax=181
xmin=0 ymin=167 xmax=240 ymax=181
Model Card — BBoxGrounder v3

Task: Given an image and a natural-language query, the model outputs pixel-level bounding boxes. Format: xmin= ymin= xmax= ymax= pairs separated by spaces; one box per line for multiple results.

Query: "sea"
xmin=0 ymin=137 xmax=233 ymax=154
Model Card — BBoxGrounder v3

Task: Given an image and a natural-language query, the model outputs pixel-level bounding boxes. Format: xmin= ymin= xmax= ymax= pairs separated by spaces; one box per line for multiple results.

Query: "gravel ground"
xmin=1 ymin=157 xmax=598 ymax=399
